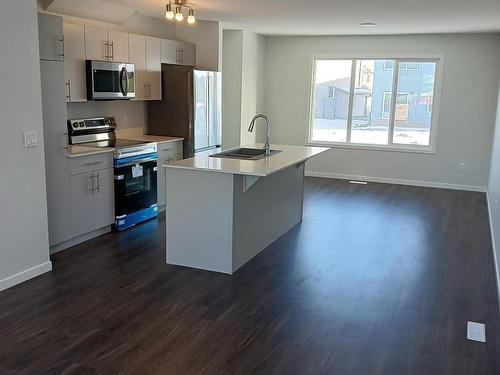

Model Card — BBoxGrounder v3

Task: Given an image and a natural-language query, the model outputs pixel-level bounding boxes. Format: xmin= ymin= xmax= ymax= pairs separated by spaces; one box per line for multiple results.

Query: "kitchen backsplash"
xmin=67 ymin=101 xmax=147 ymax=138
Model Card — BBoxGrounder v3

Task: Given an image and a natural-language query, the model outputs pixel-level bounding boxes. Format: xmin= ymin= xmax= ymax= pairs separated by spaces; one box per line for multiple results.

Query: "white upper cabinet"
xmin=63 ymin=22 xmax=87 ymax=102
xmin=85 ymin=26 xmax=109 ymax=61
xmin=38 ymin=14 xmax=64 ymax=62
xmin=108 ymin=30 xmax=129 ymax=62
xmin=161 ymin=39 xmax=196 ymax=66
xmin=161 ymin=39 xmax=178 ymax=65
xmin=129 ymin=34 xmax=162 ymax=101
xmin=85 ymin=26 xmax=129 ymax=62
xmin=146 ymin=36 xmax=162 ymax=100
xmin=181 ymin=42 xmax=196 ymax=66
xmin=129 ymin=33 xmax=147 ymax=100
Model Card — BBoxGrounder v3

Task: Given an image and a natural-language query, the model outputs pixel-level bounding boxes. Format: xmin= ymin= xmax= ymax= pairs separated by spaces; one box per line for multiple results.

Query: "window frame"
xmin=307 ymin=54 xmax=444 ymax=154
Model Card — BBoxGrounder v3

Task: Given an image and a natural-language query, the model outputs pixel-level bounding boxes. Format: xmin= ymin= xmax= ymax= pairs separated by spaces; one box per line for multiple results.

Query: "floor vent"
xmin=349 ymin=180 xmax=368 ymax=185
xmin=467 ymin=321 xmax=486 ymax=342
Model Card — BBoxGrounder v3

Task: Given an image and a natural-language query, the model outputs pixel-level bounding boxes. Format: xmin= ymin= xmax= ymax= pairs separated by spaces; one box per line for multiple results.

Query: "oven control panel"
xmin=68 ymin=117 xmax=117 ymax=131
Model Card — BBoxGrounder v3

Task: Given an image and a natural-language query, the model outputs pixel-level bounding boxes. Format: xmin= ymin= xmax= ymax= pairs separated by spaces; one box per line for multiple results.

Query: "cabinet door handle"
xmin=95 ymin=172 xmax=100 ymax=193
xmin=109 ymin=41 xmax=114 ymax=61
xmin=65 ymin=80 xmax=71 ymax=101
xmin=89 ymin=173 xmax=95 ymax=193
xmin=84 ymin=161 xmax=102 ymax=166
xmin=104 ymin=41 xmax=109 ymax=60
xmin=59 ymin=36 xmax=65 ymax=58
xmin=61 ymin=131 xmax=68 ymax=150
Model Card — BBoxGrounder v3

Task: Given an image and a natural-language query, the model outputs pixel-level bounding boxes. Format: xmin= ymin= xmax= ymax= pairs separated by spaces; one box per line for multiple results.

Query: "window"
xmin=384 ymin=61 xmax=419 ymax=70
xmin=309 ymin=58 xmax=439 ymax=150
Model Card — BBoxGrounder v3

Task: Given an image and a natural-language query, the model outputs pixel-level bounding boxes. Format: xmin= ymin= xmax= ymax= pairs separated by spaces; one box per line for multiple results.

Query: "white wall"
xmin=241 ymin=32 xmax=267 ymax=145
xmin=222 ymin=30 xmax=244 ymax=149
xmin=0 ymin=0 xmax=52 ymax=291
xmin=222 ymin=30 xmax=267 ymax=149
xmin=487 ymin=80 xmax=500 ymax=301
xmin=263 ymin=34 xmax=500 ymax=189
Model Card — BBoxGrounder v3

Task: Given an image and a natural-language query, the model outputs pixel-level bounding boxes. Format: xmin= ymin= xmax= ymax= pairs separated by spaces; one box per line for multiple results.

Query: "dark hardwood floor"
xmin=1 ymin=177 xmax=499 ymax=374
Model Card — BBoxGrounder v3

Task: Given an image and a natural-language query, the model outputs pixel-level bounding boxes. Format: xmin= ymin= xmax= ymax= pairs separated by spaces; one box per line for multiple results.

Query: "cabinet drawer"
xmin=157 ymin=141 xmax=183 ymax=155
xmin=69 ymin=153 xmax=113 ymax=175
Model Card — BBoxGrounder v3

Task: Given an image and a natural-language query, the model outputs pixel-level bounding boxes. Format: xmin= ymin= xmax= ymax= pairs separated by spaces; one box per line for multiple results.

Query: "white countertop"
xmin=67 ymin=135 xmax=183 ymax=158
xmin=163 ymin=144 xmax=330 ymax=177
xmin=122 ymin=135 xmax=184 ymax=144
xmin=67 ymin=145 xmax=114 ymax=158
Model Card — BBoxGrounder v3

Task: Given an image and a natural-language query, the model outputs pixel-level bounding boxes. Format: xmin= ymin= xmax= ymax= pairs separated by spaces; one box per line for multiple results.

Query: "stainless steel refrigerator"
xmin=147 ymin=65 xmax=222 ymax=158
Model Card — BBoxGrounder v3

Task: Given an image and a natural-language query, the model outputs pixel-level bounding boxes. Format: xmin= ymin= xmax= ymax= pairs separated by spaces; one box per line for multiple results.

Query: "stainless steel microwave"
xmin=86 ymin=60 xmax=135 ymax=100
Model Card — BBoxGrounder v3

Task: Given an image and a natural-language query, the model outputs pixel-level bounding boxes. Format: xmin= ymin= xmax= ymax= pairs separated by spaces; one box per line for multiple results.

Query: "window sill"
xmin=307 ymin=141 xmax=436 ymax=155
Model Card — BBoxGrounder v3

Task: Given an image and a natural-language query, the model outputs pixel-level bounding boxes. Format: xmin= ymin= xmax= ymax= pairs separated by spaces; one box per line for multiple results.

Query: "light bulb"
xmin=187 ymin=9 xmax=195 ymax=24
xmin=175 ymin=6 xmax=184 ymax=21
xmin=165 ymin=3 xmax=174 ymax=20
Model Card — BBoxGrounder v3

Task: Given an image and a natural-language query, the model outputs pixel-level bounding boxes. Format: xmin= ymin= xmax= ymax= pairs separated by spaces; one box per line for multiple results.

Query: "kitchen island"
xmin=163 ymin=144 xmax=329 ymax=274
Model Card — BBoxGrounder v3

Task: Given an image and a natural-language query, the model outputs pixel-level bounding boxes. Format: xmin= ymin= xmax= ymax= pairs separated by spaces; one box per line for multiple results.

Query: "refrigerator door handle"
xmin=206 ymin=72 xmax=210 ymax=149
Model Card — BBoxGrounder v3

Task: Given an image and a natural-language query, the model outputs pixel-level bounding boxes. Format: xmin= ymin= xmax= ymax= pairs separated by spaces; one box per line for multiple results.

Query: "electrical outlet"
xmin=458 ymin=162 xmax=466 ymax=172
xmin=23 ymin=131 xmax=38 ymax=148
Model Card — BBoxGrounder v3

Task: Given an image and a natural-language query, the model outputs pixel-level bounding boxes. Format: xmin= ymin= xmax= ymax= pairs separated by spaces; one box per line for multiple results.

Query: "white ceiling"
xmin=48 ymin=0 xmax=500 ymax=35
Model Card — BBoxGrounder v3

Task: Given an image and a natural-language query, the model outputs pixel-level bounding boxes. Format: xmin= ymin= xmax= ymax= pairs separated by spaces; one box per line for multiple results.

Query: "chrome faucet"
xmin=248 ymin=114 xmax=271 ymax=156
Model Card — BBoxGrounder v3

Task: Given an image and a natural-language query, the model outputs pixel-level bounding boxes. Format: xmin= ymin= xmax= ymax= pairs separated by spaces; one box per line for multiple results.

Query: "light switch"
xmin=24 ymin=131 xmax=38 ymax=148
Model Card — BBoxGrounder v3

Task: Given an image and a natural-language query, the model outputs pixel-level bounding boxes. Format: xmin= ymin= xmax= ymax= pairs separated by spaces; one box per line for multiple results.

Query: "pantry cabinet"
xmin=63 ymin=23 xmax=87 ymax=102
xmin=38 ymin=14 xmax=64 ymax=61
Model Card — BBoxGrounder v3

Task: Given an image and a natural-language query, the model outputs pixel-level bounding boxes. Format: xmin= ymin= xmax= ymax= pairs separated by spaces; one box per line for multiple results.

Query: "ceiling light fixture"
xmin=165 ymin=0 xmax=195 ymax=24
xmin=165 ymin=2 xmax=174 ymax=20
xmin=360 ymin=22 xmax=377 ymax=27
xmin=175 ymin=6 xmax=184 ymax=21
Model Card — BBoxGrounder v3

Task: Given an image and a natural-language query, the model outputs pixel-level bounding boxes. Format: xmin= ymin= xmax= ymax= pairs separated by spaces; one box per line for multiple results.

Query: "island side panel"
xmin=232 ymin=163 xmax=305 ymax=272
xmin=165 ymin=168 xmax=234 ymax=274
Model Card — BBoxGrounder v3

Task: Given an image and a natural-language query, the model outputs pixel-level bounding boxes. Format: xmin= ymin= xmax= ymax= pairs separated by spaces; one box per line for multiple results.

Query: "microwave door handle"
xmin=120 ymin=67 xmax=128 ymax=96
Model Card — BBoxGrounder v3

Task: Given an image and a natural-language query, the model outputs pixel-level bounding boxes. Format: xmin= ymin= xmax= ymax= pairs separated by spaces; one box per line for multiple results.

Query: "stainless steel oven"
xmin=86 ymin=60 xmax=135 ymax=100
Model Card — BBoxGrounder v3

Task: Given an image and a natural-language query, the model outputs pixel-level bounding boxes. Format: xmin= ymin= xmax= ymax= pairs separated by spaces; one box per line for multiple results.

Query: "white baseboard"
xmin=305 ymin=171 xmax=486 ymax=192
xmin=0 ymin=261 xmax=52 ymax=292
xmin=486 ymin=192 xmax=500 ymax=313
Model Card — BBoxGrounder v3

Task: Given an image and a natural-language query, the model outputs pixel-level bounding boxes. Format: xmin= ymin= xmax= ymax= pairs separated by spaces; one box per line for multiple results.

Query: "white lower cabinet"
xmin=45 ymin=155 xmax=72 ymax=246
xmin=69 ymin=171 xmax=95 ymax=236
xmin=67 ymin=153 xmax=115 ymax=240
xmin=157 ymin=141 xmax=183 ymax=208
xmin=93 ymin=168 xmax=115 ymax=229
xmin=69 ymin=167 xmax=115 ymax=236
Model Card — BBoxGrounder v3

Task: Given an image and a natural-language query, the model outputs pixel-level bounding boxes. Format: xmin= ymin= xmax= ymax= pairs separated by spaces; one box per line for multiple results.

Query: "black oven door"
xmin=114 ymin=158 xmax=157 ymax=218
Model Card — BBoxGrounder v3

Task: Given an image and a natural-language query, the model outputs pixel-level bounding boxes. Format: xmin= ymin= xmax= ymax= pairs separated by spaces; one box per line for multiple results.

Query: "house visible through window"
xmin=384 ymin=61 xmax=419 ymax=70
xmin=310 ymin=58 xmax=439 ymax=149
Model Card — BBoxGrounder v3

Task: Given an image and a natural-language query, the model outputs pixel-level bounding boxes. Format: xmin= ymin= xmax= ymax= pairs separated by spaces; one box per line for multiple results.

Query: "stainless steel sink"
xmin=210 ymin=148 xmax=280 ymax=160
